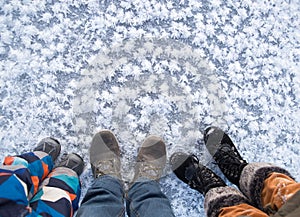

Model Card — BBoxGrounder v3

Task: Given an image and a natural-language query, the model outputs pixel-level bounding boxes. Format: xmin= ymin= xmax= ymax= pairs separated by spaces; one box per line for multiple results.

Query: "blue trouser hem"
xmin=77 ymin=175 xmax=174 ymax=217
xmin=76 ymin=175 xmax=125 ymax=217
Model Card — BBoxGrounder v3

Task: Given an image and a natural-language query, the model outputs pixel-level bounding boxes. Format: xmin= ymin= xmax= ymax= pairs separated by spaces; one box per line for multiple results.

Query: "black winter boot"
xmin=34 ymin=137 xmax=61 ymax=162
xmin=170 ymin=152 xmax=226 ymax=195
xmin=58 ymin=153 xmax=85 ymax=176
xmin=204 ymin=126 xmax=248 ymax=187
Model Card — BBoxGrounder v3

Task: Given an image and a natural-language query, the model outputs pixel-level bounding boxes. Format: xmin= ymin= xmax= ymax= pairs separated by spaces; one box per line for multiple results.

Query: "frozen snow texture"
xmin=0 ymin=1 xmax=299 ymax=217
xmin=73 ymin=38 xmax=227 ymax=184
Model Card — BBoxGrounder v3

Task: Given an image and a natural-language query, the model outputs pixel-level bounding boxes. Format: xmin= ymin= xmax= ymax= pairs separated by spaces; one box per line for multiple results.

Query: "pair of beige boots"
xmin=90 ymin=130 xmax=166 ymax=183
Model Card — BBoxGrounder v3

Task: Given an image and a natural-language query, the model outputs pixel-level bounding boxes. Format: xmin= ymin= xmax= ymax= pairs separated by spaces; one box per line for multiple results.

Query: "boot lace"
xmin=213 ymin=143 xmax=247 ymax=183
xmin=94 ymin=158 xmax=120 ymax=178
xmin=185 ymin=155 xmax=225 ymax=194
xmin=137 ymin=162 xmax=163 ymax=180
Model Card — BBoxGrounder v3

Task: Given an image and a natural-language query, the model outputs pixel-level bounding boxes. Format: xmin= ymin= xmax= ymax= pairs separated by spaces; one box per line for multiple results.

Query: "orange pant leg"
xmin=261 ymin=172 xmax=300 ymax=211
xmin=218 ymin=203 xmax=268 ymax=217
xmin=218 ymin=172 xmax=300 ymax=217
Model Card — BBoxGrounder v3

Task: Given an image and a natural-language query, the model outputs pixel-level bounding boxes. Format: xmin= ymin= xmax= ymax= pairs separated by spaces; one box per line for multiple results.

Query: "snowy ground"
xmin=0 ymin=1 xmax=300 ymax=216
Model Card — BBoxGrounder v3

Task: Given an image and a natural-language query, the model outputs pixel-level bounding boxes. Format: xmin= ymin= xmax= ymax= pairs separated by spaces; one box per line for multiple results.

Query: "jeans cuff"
xmin=94 ymin=175 xmax=124 ymax=189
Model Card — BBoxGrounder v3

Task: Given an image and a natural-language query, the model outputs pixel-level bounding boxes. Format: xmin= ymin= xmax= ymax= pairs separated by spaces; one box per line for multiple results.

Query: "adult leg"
xmin=76 ymin=175 xmax=125 ymax=217
xmin=127 ymin=179 xmax=174 ymax=217
xmin=218 ymin=204 xmax=267 ymax=217
xmin=127 ymin=136 xmax=175 ymax=217
xmin=76 ymin=130 xmax=125 ymax=217
xmin=203 ymin=127 xmax=299 ymax=215
xmin=170 ymin=152 xmax=256 ymax=217
xmin=240 ymin=164 xmax=300 ymax=213
xmin=218 ymin=164 xmax=300 ymax=217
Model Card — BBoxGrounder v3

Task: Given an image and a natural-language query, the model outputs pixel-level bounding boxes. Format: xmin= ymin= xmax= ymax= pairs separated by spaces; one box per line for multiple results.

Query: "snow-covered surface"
xmin=0 ymin=1 xmax=299 ymax=216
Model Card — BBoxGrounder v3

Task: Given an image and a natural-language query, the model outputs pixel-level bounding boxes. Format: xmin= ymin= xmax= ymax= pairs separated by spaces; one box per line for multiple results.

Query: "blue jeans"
xmin=76 ymin=175 xmax=175 ymax=217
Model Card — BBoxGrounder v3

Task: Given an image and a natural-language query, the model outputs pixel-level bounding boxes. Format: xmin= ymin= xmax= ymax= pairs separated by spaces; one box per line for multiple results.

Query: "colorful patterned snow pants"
xmin=0 ymin=151 xmax=81 ymax=217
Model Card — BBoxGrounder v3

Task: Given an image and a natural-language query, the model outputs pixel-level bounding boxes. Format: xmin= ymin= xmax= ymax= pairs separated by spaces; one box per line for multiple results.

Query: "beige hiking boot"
xmin=90 ymin=130 xmax=121 ymax=179
xmin=133 ymin=135 xmax=167 ymax=182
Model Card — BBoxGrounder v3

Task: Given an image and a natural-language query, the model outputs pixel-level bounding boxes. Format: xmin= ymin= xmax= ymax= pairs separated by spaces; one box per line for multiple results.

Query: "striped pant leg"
xmin=30 ymin=167 xmax=81 ymax=217
xmin=0 ymin=151 xmax=53 ymax=217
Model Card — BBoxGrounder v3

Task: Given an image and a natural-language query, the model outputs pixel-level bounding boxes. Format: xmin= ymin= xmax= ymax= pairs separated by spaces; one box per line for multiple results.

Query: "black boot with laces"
xmin=204 ymin=126 xmax=248 ymax=187
xmin=170 ymin=152 xmax=226 ymax=195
